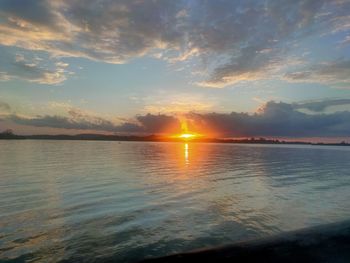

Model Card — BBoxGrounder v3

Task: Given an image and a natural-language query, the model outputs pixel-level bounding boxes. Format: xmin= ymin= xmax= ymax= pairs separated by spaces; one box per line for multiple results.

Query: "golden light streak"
xmin=184 ymin=143 xmax=189 ymax=164
xmin=169 ymin=118 xmax=203 ymax=140
xmin=181 ymin=120 xmax=188 ymax=133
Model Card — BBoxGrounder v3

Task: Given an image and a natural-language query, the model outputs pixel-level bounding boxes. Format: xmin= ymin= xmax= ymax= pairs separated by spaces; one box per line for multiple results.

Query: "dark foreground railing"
xmin=140 ymin=220 xmax=350 ymax=263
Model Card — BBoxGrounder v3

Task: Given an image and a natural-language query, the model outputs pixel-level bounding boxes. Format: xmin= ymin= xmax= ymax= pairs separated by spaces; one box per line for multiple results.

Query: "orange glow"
xmin=184 ymin=143 xmax=189 ymax=164
xmin=171 ymin=132 xmax=201 ymax=140
xmin=179 ymin=133 xmax=196 ymax=139
xmin=181 ymin=120 xmax=188 ymax=132
xmin=169 ymin=118 xmax=202 ymax=140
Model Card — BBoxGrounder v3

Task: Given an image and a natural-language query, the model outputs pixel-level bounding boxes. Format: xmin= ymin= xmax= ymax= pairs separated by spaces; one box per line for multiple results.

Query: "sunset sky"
xmin=0 ymin=0 xmax=350 ymax=139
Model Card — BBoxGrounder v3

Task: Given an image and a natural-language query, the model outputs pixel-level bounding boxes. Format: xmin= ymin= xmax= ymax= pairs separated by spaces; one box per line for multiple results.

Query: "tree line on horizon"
xmin=0 ymin=129 xmax=349 ymax=146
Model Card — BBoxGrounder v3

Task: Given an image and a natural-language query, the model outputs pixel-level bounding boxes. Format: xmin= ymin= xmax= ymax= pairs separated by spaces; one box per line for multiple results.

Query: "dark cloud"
xmin=186 ymin=101 xmax=350 ymax=137
xmin=0 ymin=0 xmax=56 ymax=27
xmin=294 ymin=99 xmax=350 ymax=112
xmin=8 ymin=114 xmax=142 ymax=133
xmin=6 ymin=110 xmax=180 ymax=134
xmin=4 ymin=100 xmax=350 ymax=137
xmin=136 ymin=114 xmax=181 ymax=133
xmin=0 ymin=0 xmax=348 ymax=86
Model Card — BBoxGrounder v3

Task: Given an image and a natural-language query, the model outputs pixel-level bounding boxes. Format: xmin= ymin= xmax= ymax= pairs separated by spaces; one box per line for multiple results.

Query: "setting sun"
xmin=179 ymin=133 xmax=196 ymax=139
xmin=171 ymin=132 xmax=201 ymax=140
xmin=168 ymin=119 xmax=202 ymax=140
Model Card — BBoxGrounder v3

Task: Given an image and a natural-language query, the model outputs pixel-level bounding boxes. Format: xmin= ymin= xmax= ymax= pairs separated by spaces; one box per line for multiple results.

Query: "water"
xmin=1 ymin=140 xmax=350 ymax=262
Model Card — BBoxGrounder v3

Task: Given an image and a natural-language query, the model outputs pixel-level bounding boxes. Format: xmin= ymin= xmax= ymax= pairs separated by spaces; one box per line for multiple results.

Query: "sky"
xmin=0 ymin=0 xmax=350 ymax=140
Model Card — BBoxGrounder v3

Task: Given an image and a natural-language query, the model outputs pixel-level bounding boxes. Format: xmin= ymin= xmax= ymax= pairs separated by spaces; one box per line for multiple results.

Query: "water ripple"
xmin=1 ymin=141 xmax=350 ymax=262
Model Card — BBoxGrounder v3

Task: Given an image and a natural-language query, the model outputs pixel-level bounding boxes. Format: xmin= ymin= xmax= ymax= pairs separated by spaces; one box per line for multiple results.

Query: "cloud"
xmin=197 ymin=45 xmax=281 ymax=88
xmin=0 ymin=0 xmax=349 ymax=86
xmin=0 ymin=101 xmax=11 ymax=112
xmin=6 ymin=113 xmax=181 ymax=134
xmin=3 ymin=99 xmax=350 ymax=137
xmin=284 ymin=59 xmax=350 ymax=87
xmin=186 ymin=101 xmax=350 ymax=137
xmin=193 ymin=0 xmax=327 ymax=87
xmin=340 ymin=35 xmax=350 ymax=46
xmin=140 ymin=93 xmax=216 ymax=114
xmin=0 ymin=0 xmax=185 ymax=63
xmin=0 ymin=72 xmax=11 ymax=81
xmin=0 ymin=48 xmax=70 ymax=84
xmin=293 ymin=99 xmax=350 ymax=112
xmin=0 ymin=0 xmax=55 ymax=25
xmin=4 ymin=104 xmax=181 ymax=134
xmin=7 ymin=114 xmax=142 ymax=133
xmin=136 ymin=114 xmax=180 ymax=133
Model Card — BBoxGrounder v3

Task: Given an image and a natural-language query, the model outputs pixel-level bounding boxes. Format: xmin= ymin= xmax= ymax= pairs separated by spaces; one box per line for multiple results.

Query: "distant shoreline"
xmin=0 ymin=132 xmax=349 ymax=146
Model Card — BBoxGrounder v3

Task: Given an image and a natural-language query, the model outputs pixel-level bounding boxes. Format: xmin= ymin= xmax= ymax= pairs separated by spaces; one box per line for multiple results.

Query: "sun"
xmin=171 ymin=132 xmax=200 ymax=141
xmin=179 ymin=133 xmax=196 ymax=139
xmin=170 ymin=119 xmax=202 ymax=140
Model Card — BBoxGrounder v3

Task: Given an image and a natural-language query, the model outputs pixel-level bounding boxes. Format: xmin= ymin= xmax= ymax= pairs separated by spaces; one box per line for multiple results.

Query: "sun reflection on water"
xmin=184 ymin=143 xmax=189 ymax=165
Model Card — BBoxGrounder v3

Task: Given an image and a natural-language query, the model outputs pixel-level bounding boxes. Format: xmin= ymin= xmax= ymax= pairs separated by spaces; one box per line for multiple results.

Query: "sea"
xmin=1 ymin=140 xmax=350 ymax=262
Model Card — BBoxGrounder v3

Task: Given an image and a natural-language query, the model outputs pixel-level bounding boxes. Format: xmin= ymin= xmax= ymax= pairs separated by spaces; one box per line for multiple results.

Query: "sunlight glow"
xmin=179 ymin=133 xmax=196 ymax=139
xmin=170 ymin=132 xmax=201 ymax=140
xmin=184 ymin=143 xmax=189 ymax=164
xmin=170 ymin=119 xmax=202 ymax=140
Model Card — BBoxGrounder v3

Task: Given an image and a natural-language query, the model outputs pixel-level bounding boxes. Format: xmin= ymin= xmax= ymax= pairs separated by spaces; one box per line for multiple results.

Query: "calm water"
xmin=1 ymin=140 xmax=350 ymax=262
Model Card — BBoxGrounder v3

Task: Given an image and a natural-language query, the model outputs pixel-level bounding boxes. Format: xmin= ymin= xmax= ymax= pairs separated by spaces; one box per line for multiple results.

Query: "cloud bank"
xmin=186 ymin=101 xmax=350 ymax=137
xmin=0 ymin=0 xmax=349 ymax=86
xmin=3 ymin=100 xmax=350 ymax=138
